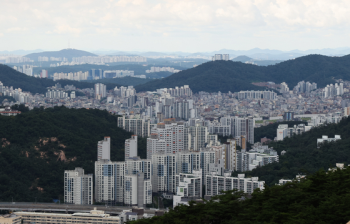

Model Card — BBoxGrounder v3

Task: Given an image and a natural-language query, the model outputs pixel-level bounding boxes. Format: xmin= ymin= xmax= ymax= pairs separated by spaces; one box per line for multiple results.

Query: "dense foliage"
xmin=0 ymin=64 xmax=116 ymax=94
xmin=129 ymin=167 xmax=350 ymax=224
xmin=0 ymin=107 xmax=146 ymax=202
xmin=246 ymin=117 xmax=350 ymax=185
xmin=254 ymin=121 xmax=307 ymax=142
xmin=136 ymin=54 xmax=350 ymax=93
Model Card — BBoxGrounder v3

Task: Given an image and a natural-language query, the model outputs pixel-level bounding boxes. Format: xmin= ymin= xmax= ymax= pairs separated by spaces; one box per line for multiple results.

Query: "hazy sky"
xmin=1 ymin=0 xmax=350 ymax=52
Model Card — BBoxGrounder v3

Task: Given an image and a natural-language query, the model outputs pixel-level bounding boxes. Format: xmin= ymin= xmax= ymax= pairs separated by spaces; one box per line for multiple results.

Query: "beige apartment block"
xmin=0 ymin=214 xmax=21 ymax=224
xmin=14 ymin=208 xmax=119 ymax=224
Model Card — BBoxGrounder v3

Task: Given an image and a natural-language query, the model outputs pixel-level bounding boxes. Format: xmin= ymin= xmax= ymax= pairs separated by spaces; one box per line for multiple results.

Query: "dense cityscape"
xmin=1 ymin=0 xmax=350 ymax=223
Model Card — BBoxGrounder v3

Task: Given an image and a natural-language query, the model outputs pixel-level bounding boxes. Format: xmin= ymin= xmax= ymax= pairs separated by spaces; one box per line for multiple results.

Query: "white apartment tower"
xmin=151 ymin=122 xmax=185 ymax=155
xmin=125 ymin=157 xmax=152 ymax=180
xmin=147 ymin=134 xmax=166 ymax=159
xmin=151 ymin=152 xmax=177 ymax=193
xmin=125 ymin=135 xmax=138 ymax=159
xmin=97 ymin=137 xmax=110 ymax=161
xmin=200 ymin=150 xmax=216 ymax=183
xmin=95 ymin=83 xmax=106 ymax=99
xmin=94 ymin=160 xmax=125 ymax=205
xmin=124 ymin=173 xmax=152 ymax=207
xmin=64 ymin=167 xmax=93 ymax=205
xmin=176 ymin=151 xmax=201 ymax=174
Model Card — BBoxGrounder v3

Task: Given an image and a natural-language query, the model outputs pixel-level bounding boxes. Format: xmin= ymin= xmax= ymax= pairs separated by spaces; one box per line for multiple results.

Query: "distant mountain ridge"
xmin=135 ymin=54 xmax=350 ymax=93
xmin=25 ymin=49 xmax=97 ymax=61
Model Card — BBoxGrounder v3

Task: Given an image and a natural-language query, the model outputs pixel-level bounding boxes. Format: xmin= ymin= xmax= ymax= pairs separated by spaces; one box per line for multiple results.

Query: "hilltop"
xmin=135 ymin=54 xmax=350 ymax=93
xmin=25 ymin=49 xmax=97 ymax=61
xmin=0 ymin=64 xmax=117 ymax=94
xmin=0 ymin=106 xmax=146 ymax=202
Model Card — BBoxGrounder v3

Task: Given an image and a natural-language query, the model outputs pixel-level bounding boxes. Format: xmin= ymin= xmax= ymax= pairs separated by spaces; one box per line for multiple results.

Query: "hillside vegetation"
xmin=0 ymin=107 xmax=146 ymax=202
xmin=246 ymin=116 xmax=350 ymax=185
xmin=129 ymin=167 xmax=350 ymax=224
xmin=136 ymin=54 xmax=350 ymax=93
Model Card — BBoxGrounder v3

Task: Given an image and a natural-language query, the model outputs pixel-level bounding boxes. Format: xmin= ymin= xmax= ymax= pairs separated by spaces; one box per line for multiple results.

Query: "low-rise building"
xmin=317 ymin=135 xmax=341 ymax=148
xmin=15 ymin=208 xmax=120 ymax=224
xmin=0 ymin=214 xmax=21 ymax=224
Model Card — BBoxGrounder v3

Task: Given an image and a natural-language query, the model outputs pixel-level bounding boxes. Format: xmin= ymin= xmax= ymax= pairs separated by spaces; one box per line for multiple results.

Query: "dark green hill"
xmin=0 ymin=107 xmax=146 ymax=202
xmin=0 ymin=64 xmax=117 ymax=94
xmin=25 ymin=49 xmax=97 ymax=61
xmin=245 ymin=116 xmax=350 ymax=185
xmin=136 ymin=54 xmax=350 ymax=93
xmin=135 ymin=60 xmax=266 ymax=93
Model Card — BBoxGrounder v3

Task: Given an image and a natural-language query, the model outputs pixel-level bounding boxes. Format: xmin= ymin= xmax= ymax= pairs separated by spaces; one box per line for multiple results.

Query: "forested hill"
xmin=0 ymin=64 xmax=116 ymax=94
xmin=135 ymin=54 xmax=350 ymax=93
xmin=245 ymin=116 xmax=350 ymax=185
xmin=0 ymin=106 xmax=146 ymax=202
xmin=25 ymin=49 xmax=97 ymax=61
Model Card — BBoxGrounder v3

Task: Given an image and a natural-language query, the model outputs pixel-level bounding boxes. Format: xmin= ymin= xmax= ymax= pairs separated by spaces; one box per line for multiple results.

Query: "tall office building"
xmin=95 ymin=83 xmax=106 ymax=99
xmin=97 ymin=137 xmax=110 ymax=161
xmin=125 ymin=135 xmax=138 ymax=159
xmin=64 ymin=167 xmax=93 ymax=205
xmin=94 ymin=160 xmax=125 ymax=205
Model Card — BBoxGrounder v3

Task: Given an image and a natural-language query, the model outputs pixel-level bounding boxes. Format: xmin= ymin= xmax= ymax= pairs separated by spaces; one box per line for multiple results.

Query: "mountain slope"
xmin=135 ymin=61 xmax=266 ymax=93
xmin=0 ymin=107 xmax=146 ymax=202
xmin=25 ymin=49 xmax=97 ymax=61
xmin=136 ymin=54 xmax=350 ymax=93
xmin=0 ymin=64 xmax=117 ymax=94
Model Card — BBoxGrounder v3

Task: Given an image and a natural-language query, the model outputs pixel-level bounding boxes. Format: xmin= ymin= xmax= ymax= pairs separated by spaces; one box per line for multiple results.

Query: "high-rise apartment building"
xmin=94 ymin=160 xmax=125 ymax=205
xmin=176 ymin=151 xmax=201 ymax=174
xmin=95 ymin=83 xmax=106 ymax=99
xmin=150 ymin=122 xmax=185 ymax=155
xmin=64 ymin=167 xmax=93 ymax=205
xmin=124 ymin=173 xmax=152 ymax=207
xmin=118 ymin=116 xmax=150 ymax=138
xmin=97 ymin=137 xmax=110 ymax=161
xmin=125 ymin=157 xmax=152 ymax=180
xmin=200 ymin=150 xmax=216 ymax=183
xmin=151 ymin=152 xmax=177 ymax=193
xmin=125 ymin=135 xmax=138 ymax=159
xmin=146 ymin=134 xmax=166 ymax=159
